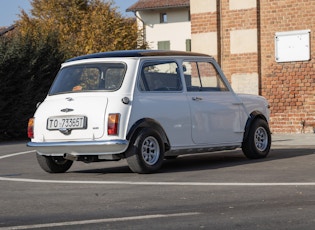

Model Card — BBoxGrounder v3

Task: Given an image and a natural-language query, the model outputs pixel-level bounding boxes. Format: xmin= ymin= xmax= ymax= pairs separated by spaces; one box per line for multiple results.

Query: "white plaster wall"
xmin=140 ymin=9 xmax=189 ymax=25
xmin=146 ymin=22 xmax=191 ymax=50
xmin=192 ymin=32 xmax=217 ymax=56
xmin=229 ymin=0 xmax=256 ymax=10
xmin=230 ymin=29 xmax=257 ymax=54
xmin=231 ymin=73 xmax=259 ymax=95
xmin=191 ymin=0 xmax=217 ymax=14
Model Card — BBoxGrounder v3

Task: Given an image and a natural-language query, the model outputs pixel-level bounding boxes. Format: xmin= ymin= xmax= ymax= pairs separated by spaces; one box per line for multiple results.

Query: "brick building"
xmin=191 ymin=0 xmax=315 ymax=133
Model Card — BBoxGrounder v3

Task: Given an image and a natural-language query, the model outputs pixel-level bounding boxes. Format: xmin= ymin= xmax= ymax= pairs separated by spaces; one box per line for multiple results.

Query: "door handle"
xmin=232 ymin=102 xmax=243 ymax=105
xmin=192 ymin=97 xmax=203 ymax=101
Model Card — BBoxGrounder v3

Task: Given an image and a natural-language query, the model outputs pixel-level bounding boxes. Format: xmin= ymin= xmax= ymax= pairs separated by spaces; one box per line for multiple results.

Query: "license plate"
xmin=47 ymin=116 xmax=87 ymax=130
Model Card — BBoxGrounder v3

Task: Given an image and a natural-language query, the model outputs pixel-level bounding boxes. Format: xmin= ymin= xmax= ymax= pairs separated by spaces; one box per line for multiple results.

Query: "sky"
xmin=0 ymin=0 xmax=138 ymax=27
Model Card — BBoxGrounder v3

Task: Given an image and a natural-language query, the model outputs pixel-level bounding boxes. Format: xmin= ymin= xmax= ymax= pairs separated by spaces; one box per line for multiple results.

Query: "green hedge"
xmin=0 ymin=34 xmax=64 ymax=140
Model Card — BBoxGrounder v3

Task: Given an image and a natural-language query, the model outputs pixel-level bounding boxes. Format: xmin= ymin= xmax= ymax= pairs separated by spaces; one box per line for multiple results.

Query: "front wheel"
xmin=125 ymin=128 xmax=165 ymax=174
xmin=36 ymin=153 xmax=73 ymax=173
xmin=242 ymin=119 xmax=271 ymax=159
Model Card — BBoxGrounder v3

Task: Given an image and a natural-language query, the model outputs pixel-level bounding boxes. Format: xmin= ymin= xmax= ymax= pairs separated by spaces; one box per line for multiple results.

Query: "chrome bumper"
xmin=27 ymin=140 xmax=129 ymax=156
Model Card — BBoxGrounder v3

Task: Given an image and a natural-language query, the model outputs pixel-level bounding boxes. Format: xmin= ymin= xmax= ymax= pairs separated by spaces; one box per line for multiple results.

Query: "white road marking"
xmin=1 ymin=176 xmax=315 ymax=186
xmin=0 ymin=150 xmax=35 ymax=160
xmin=0 ymin=212 xmax=200 ymax=230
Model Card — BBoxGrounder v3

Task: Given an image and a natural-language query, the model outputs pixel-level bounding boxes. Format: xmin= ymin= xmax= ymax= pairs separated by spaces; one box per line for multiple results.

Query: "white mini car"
xmin=27 ymin=50 xmax=271 ymax=174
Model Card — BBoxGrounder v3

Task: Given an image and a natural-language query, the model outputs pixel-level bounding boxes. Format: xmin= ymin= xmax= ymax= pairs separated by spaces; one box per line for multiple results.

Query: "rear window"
xmin=49 ymin=63 xmax=126 ymax=95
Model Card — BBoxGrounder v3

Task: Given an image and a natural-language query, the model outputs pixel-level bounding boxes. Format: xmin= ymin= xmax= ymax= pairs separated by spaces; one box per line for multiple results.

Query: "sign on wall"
xmin=275 ymin=30 xmax=310 ymax=63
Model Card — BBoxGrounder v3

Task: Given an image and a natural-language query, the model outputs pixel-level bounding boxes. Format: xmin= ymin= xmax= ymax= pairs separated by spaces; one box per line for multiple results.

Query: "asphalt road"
xmin=1 ymin=141 xmax=315 ymax=229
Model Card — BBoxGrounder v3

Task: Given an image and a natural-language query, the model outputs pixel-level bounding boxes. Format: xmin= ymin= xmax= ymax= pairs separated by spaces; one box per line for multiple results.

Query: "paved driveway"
xmin=0 ymin=137 xmax=315 ymax=229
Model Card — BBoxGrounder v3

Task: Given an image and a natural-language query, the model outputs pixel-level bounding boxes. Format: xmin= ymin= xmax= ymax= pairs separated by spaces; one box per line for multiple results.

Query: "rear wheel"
xmin=36 ymin=153 xmax=73 ymax=173
xmin=126 ymin=128 xmax=164 ymax=174
xmin=242 ymin=119 xmax=271 ymax=159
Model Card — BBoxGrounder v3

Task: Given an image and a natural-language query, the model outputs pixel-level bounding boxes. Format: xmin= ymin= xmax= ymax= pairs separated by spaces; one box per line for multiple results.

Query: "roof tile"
xmin=127 ymin=0 xmax=190 ymax=12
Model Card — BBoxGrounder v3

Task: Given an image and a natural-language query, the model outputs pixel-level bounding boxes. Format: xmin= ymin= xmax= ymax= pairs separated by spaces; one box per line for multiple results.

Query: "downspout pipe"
xmin=216 ymin=0 xmax=222 ymax=67
xmin=256 ymin=1 xmax=262 ymax=95
xmin=133 ymin=11 xmax=146 ymax=48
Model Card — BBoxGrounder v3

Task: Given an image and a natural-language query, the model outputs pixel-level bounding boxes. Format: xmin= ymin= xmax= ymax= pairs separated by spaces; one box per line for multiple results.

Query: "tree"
xmin=18 ymin=0 xmax=139 ymax=58
xmin=0 ymin=0 xmax=141 ymax=140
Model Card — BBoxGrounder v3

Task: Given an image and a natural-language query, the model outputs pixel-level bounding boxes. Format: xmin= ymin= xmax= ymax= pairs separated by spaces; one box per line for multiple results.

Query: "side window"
xmin=139 ymin=61 xmax=182 ymax=92
xmin=160 ymin=13 xmax=167 ymax=23
xmin=183 ymin=61 xmax=228 ymax=92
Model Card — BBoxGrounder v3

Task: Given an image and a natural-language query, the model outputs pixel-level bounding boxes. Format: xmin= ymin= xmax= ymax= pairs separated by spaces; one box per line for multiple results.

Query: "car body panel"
xmin=187 ymin=91 xmax=245 ymax=145
xmin=33 ymin=93 xmax=107 ymax=142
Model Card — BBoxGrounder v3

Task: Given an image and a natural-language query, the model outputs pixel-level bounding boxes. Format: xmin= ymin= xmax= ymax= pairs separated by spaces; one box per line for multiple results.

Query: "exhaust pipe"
xmin=63 ymin=153 xmax=78 ymax=161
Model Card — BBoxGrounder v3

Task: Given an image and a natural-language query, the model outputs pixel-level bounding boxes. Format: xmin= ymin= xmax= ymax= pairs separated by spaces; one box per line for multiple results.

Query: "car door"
xmin=183 ymin=60 xmax=244 ymax=145
xmin=129 ymin=59 xmax=192 ymax=149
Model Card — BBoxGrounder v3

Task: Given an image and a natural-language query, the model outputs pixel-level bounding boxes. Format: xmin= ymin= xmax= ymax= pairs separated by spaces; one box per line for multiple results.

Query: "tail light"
xmin=108 ymin=114 xmax=120 ymax=135
xmin=27 ymin=118 xmax=34 ymax=139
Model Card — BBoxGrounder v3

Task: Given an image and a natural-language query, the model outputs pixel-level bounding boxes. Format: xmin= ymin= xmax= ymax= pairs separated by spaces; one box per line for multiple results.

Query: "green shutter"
xmin=158 ymin=41 xmax=170 ymax=50
xmin=186 ymin=39 xmax=191 ymax=51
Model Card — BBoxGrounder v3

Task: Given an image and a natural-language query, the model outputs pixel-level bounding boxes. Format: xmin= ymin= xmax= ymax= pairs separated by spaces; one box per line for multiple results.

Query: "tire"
xmin=242 ymin=119 xmax=271 ymax=159
xmin=126 ymin=128 xmax=165 ymax=174
xmin=36 ymin=153 xmax=73 ymax=173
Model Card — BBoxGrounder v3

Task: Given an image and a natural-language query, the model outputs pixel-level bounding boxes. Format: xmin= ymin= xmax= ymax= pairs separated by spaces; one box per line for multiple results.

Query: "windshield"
xmin=49 ymin=63 xmax=126 ymax=95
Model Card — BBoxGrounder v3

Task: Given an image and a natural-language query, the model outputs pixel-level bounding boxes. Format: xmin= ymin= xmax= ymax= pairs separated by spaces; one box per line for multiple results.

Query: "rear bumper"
xmin=27 ymin=140 xmax=129 ymax=156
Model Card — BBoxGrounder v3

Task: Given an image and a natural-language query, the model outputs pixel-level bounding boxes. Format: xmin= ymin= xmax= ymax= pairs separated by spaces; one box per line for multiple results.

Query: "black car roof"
xmin=66 ymin=50 xmax=211 ymax=62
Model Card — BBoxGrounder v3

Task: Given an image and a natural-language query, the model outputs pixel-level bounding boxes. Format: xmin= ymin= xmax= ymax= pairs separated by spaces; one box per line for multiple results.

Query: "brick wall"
xmin=219 ymin=1 xmax=258 ymax=91
xmin=260 ymin=0 xmax=315 ymax=133
xmin=191 ymin=12 xmax=217 ymax=34
xmin=191 ymin=0 xmax=315 ymax=133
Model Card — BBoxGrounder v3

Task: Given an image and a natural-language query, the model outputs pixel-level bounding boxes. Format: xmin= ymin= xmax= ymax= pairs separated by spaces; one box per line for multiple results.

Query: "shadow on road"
xmin=72 ymin=147 xmax=315 ymax=174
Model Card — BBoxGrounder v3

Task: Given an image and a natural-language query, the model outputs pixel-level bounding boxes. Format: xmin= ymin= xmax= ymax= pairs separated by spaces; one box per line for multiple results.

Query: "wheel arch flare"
xmin=127 ymin=118 xmax=171 ymax=152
